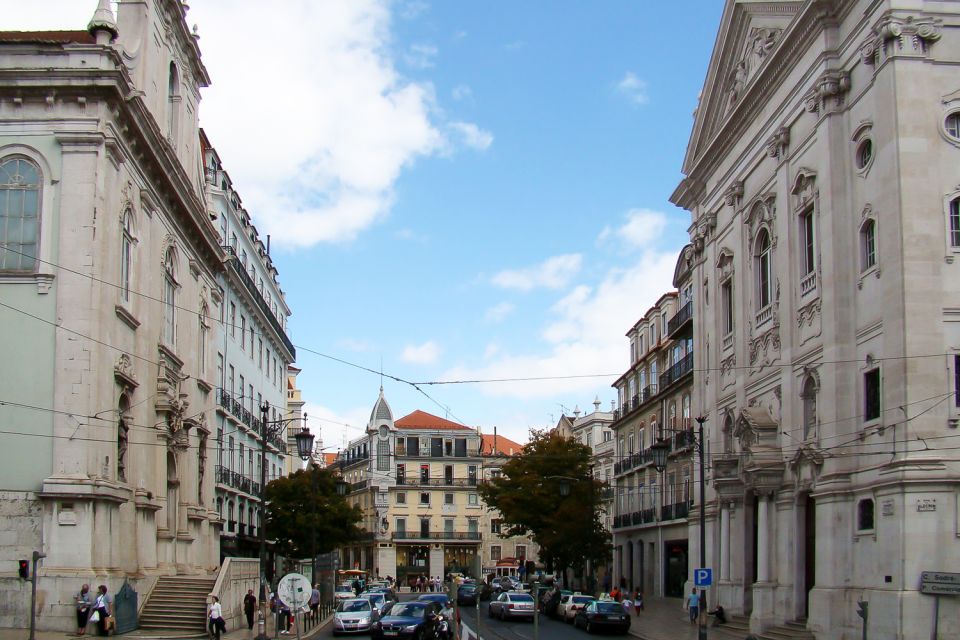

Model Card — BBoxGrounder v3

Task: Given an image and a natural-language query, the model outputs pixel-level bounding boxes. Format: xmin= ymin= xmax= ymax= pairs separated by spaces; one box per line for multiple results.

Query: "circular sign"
xmin=277 ymin=572 xmax=312 ymax=610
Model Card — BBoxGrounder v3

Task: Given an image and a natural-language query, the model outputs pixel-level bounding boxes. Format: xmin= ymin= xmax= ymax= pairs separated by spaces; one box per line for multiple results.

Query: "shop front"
xmin=444 ymin=545 xmax=477 ymax=578
xmin=396 ymin=545 xmax=430 ymax=588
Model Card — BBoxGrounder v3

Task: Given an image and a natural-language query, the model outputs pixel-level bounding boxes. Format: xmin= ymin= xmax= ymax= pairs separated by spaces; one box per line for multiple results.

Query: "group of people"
xmin=608 ymin=586 xmax=644 ymax=616
xmin=410 ymin=575 xmax=443 ymax=592
xmin=684 ymin=589 xmax=727 ymax=627
xmin=73 ymin=584 xmax=113 ymax=637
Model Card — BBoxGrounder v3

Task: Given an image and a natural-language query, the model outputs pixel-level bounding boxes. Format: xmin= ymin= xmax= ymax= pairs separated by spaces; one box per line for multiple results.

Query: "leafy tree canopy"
xmin=264 ymin=466 xmax=362 ymax=559
xmin=478 ymin=430 xmax=610 ymax=574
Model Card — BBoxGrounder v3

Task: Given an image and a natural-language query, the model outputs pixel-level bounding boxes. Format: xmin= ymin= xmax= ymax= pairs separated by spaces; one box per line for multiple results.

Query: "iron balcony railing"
xmin=661 ymin=500 xmax=692 ymax=521
xmin=392 ymin=531 xmax=482 ymax=541
xmin=667 ymin=300 xmax=693 ymax=337
xmin=394 ymin=446 xmax=482 ymax=458
xmin=659 ymin=353 xmax=694 ymax=390
xmin=334 ymin=452 xmax=370 ymax=469
xmin=641 ymin=384 xmax=658 ymax=403
xmin=222 ymin=246 xmax=295 ymax=359
xmin=397 ymin=477 xmax=479 ymax=487
xmin=215 ymin=464 xmax=262 ymax=496
xmin=349 ymin=479 xmax=370 ymax=492
xmin=216 ymin=389 xmax=286 ymax=453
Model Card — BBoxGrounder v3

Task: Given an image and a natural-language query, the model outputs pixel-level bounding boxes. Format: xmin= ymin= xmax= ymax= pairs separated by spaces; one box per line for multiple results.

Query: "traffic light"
xmin=18 ymin=559 xmax=29 ymax=580
xmin=856 ymin=600 xmax=868 ymax=621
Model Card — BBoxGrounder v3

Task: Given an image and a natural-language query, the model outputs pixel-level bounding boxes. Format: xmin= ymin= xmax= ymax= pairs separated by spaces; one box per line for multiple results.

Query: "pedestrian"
xmin=208 ymin=595 xmax=224 ymax=640
xmin=243 ymin=589 xmax=257 ymax=630
xmin=352 ymin=579 xmax=361 ymax=597
xmin=277 ymin=597 xmax=292 ymax=635
xmin=92 ymin=585 xmax=112 ymax=637
xmin=622 ymin=596 xmax=633 ymax=614
xmin=75 ymin=583 xmax=93 ymax=636
xmin=685 ymin=589 xmax=700 ymax=624
xmin=309 ymin=584 xmax=320 ymax=621
xmin=708 ymin=604 xmax=727 ymax=626
xmin=633 ymin=590 xmax=643 ymax=615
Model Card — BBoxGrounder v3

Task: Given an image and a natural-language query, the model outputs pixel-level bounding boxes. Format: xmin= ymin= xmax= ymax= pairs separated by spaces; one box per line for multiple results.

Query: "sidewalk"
xmin=627 ymin=597 xmax=728 ymax=640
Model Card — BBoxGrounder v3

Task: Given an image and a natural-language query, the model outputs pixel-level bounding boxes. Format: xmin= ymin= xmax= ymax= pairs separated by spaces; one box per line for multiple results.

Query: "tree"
xmin=478 ymin=430 xmax=610 ymax=582
xmin=264 ymin=466 xmax=362 ymax=559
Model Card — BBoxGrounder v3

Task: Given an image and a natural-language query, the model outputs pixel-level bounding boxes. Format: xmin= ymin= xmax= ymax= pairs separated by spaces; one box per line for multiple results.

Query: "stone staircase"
xmin=712 ymin=615 xmax=815 ymax=640
xmin=139 ymin=576 xmax=216 ymax=632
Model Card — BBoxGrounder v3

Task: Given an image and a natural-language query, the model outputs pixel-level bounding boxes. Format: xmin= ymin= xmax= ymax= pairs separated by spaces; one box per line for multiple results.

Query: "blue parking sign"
xmin=694 ymin=568 xmax=712 ymax=587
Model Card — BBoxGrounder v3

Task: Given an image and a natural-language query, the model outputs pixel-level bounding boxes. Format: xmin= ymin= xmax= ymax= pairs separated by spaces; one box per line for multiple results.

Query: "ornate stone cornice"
xmin=765 ymin=126 xmax=790 ymax=159
xmin=803 ymin=70 xmax=851 ymax=115
xmin=861 ymin=13 xmax=942 ymax=67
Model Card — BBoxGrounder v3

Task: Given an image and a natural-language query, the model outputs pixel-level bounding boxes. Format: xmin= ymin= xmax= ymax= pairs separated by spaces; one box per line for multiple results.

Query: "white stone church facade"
xmin=671 ymin=1 xmax=960 ymax=638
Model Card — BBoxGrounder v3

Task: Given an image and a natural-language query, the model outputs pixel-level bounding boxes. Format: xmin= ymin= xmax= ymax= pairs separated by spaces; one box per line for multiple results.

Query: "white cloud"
xmin=399 ymin=0 xmax=429 ymax=19
xmin=405 ymin=43 xmax=438 ymax=69
xmin=449 ymin=122 xmax=493 ymax=151
xmin=402 ymin=341 xmax=442 ymax=365
xmin=491 ymin=254 xmax=582 ymax=292
xmin=616 ymin=71 xmax=649 ymax=105
xmin=451 ymin=84 xmax=473 ymax=102
xmin=302 ymin=402 xmax=371 ymax=457
xmin=484 ymin=302 xmax=515 ymax=323
xmin=614 ymin=208 xmax=668 ymax=248
xmin=336 ymin=338 xmax=374 ymax=352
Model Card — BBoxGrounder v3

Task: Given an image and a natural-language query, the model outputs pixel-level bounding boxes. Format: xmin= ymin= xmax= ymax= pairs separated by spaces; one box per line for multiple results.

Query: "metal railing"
xmin=392 ymin=531 xmax=482 ymax=541
xmin=216 ymin=389 xmax=285 ymax=453
xmin=215 ymin=464 xmax=262 ymax=496
xmin=397 ymin=477 xmax=479 ymax=487
xmin=667 ymin=300 xmax=693 ymax=336
xmin=659 ymin=353 xmax=694 ymax=390
xmin=222 ymin=246 xmax=295 ymax=358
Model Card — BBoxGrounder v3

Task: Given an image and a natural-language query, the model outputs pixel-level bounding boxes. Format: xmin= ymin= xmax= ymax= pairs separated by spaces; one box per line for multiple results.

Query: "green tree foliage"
xmin=264 ymin=466 xmax=362 ymax=559
xmin=478 ymin=430 xmax=610 ymax=576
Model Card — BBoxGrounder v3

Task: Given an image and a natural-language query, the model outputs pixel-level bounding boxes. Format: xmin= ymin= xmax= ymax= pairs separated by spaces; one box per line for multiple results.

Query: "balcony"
xmin=349 ymin=479 xmax=370 ymax=493
xmin=659 ymin=353 xmax=694 ymax=390
xmin=800 ymin=271 xmax=817 ymax=298
xmin=335 ymin=452 xmax=370 ymax=469
xmin=667 ymin=300 xmax=693 ymax=339
xmin=397 ymin=477 xmax=479 ymax=488
xmin=670 ymin=425 xmax=696 ymax=453
xmin=216 ymin=389 xmax=285 ymax=453
xmin=391 ymin=531 xmax=482 ymax=542
xmin=394 ymin=446 xmax=481 ymax=458
xmin=661 ymin=500 xmax=692 ymax=521
xmin=222 ymin=246 xmax=295 ymax=359
xmin=215 ymin=464 xmax=262 ymax=496
xmin=641 ymin=384 xmax=658 ymax=404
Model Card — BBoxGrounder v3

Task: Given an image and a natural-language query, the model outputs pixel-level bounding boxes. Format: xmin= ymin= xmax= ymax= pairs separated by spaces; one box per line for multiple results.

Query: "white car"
xmin=334 ymin=585 xmax=356 ymax=602
xmin=333 ymin=598 xmax=378 ymax=635
xmin=558 ymin=594 xmax=595 ymax=623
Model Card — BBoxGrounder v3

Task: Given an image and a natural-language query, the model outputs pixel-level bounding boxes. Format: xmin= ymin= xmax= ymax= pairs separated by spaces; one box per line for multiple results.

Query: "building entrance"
xmin=664 ymin=540 xmax=688 ymax=598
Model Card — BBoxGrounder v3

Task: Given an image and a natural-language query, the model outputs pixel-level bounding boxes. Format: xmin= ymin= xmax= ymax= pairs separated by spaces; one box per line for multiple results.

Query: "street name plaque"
xmin=921 ymin=583 xmax=960 ymax=595
xmin=921 ymin=571 xmax=960 ymax=586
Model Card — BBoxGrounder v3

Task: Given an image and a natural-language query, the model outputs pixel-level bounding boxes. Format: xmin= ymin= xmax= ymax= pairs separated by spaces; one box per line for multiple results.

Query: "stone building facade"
xmin=0 ymin=0 xmax=222 ymax=629
xmin=610 ymin=283 xmax=695 ymax=600
xmin=670 ymin=1 xmax=960 ymax=637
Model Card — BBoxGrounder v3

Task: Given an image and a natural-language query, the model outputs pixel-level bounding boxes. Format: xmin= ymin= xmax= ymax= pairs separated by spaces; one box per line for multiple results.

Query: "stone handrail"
xmin=211 ymin=557 xmax=260 ymax=630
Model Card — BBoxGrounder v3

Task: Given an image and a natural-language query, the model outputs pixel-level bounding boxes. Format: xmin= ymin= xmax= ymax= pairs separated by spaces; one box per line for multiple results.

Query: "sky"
xmin=7 ymin=0 xmax=724 ymax=451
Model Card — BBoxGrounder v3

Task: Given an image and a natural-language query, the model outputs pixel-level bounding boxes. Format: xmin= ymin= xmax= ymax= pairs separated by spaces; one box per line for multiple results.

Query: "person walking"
xmin=277 ymin=598 xmax=293 ymax=635
xmin=633 ymin=590 xmax=643 ymax=615
xmin=92 ymin=585 xmax=112 ymax=637
xmin=243 ymin=589 xmax=257 ymax=630
xmin=208 ymin=596 xmax=224 ymax=640
xmin=685 ymin=589 xmax=700 ymax=624
xmin=75 ymin=584 xmax=93 ymax=636
xmin=309 ymin=584 xmax=320 ymax=621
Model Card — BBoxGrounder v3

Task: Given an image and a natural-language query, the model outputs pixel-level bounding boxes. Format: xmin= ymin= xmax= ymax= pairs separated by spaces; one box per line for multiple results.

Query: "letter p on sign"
xmin=694 ymin=568 xmax=712 ymax=587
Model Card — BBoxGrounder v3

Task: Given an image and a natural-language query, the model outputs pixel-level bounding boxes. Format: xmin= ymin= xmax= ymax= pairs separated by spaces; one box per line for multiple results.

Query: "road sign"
xmin=921 ymin=571 xmax=960 ymax=586
xmin=921 ymin=583 xmax=960 ymax=595
xmin=694 ymin=568 xmax=712 ymax=587
xmin=277 ymin=572 xmax=312 ymax=609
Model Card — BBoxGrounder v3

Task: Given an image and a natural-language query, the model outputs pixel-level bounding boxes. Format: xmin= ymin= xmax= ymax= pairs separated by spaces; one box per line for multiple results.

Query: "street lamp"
xmin=294 ymin=421 xmax=317 ymax=590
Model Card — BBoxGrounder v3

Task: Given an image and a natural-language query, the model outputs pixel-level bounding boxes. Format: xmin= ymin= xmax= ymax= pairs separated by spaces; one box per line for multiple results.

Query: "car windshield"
xmin=459 ymin=585 xmax=476 ymax=592
xmin=573 ymin=596 xmax=593 ymax=605
xmin=339 ymin=600 xmax=371 ymax=613
xmin=596 ymin=602 xmax=623 ymax=614
xmin=335 ymin=587 xmax=352 ymax=593
xmin=366 ymin=595 xmax=385 ymax=604
xmin=387 ymin=603 xmax=426 ymax=618
xmin=419 ymin=595 xmax=447 ymax=603
xmin=509 ymin=594 xmax=534 ymax=602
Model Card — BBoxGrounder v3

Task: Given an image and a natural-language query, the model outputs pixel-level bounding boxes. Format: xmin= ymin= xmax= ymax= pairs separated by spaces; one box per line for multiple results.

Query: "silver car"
xmin=333 ymin=598 xmax=378 ymax=635
xmin=488 ymin=591 xmax=536 ymax=621
xmin=360 ymin=590 xmax=394 ymax=616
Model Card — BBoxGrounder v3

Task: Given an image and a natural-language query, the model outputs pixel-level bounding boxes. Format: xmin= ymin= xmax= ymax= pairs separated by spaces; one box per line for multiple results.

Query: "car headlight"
xmin=402 ymin=625 xmax=418 ymax=633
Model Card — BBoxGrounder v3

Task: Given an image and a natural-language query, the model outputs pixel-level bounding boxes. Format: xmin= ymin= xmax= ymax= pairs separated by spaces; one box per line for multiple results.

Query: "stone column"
xmin=756 ymin=494 xmax=771 ymax=583
xmin=720 ymin=502 xmax=731 ymax=582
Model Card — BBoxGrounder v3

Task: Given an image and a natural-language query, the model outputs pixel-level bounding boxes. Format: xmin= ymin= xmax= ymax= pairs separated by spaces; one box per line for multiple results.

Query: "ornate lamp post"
xmin=294 ymin=421 xmax=317 ymax=585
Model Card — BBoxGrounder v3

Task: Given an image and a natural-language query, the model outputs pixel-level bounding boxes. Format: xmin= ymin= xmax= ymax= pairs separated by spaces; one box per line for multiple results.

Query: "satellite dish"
xmin=277 ymin=572 xmax=312 ymax=611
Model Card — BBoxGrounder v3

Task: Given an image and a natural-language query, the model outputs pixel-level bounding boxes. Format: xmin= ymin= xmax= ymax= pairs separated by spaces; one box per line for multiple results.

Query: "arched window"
xmin=860 ymin=219 xmax=877 ymax=271
xmin=163 ymin=249 xmax=177 ymax=346
xmin=755 ymin=230 xmax=773 ymax=309
xmin=0 ymin=157 xmax=41 ymax=271
xmin=117 ymin=395 xmax=131 ymax=482
xmin=723 ymin=414 xmax=734 ymax=453
xmin=167 ymin=62 xmax=181 ymax=143
xmin=801 ymin=375 xmax=818 ymax=441
xmin=120 ymin=209 xmax=134 ymax=302
xmin=857 ymin=498 xmax=875 ymax=531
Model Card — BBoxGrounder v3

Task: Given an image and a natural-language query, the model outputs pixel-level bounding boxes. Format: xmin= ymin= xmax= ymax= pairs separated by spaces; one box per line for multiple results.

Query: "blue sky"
xmin=11 ymin=1 xmax=723 ymax=449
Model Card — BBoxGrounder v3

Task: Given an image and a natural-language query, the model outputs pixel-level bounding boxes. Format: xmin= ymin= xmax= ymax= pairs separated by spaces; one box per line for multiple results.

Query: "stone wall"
xmin=0 ymin=492 xmax=42 ymax=629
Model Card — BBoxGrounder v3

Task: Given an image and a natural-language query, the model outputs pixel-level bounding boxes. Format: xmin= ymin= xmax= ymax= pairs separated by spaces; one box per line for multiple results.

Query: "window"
xmin=860 ymin=219 xmax=877 ymax=270
xmin=395 ymin=492 xmax=407 ymax=505
xmin=0 ymin=157 xmax=41 ymax=271
xmin=217 ymin=353 xmax=224 ymax=389
xmin=468 ymin=465 xmax=477 ymax=485
xmin=864 ymin=368 xmax=881 ymax=422
xmin=407 ymin=437 xmax=420 ymax=458
xmin=120 ymin=209 xmax=134 ymax=302
xmin=420 ymin=492 xmax=430 ymax=505
xmin=240 ymin=316 xmax=246 ymax=350
xmin=857 ymin=498 xmax=875 ymax=531
xmin=491 ymin=519 xmax=502 ymax=534
xmin=239 ymin=443 xmax=244 ymax=475
xmin=377 ymin=440 xmax=389 ymax=471
xmin=468 ymin=518 xmax=478 ymax=535
xmin=490 ymin=545 xmax=501 ymax=562
xmin=162 ymin=249 xmax=177 ymax=345
xmin=199 ymin=305 xmax=209 ymax=377
xmin=800 ymin=209 xmax=815 ymax=275
xmin=950 ymin=198 xmax=960 ymax=248
xmin=229 ymin=302 xmax=236 ymax=336
xmin=445 ymin=493 xmax=454 ymax=505
xmin=856 ymin=139 xmax=873 ymax=170
xmin=468 ymin=493 xmax=478 ymax=506
xmin=721 ymin=280 xmax=734 ymax=335
xmin=395 ymin=518 xmax=406 ymax=535
xmin=228 ymin=366 xmax=235 ymax=396
xmin=955 ymin=355 xmax=960 ymax=408
xmin=397 ymin=464 xmax=405 ymax=484
xmin=947 ymin=112 xmax=960 ymax=139
xmin=167 ymin=62 xmax=181 ymax=142
xmin=516 ymin=545 xmax=527 ymax=560
xmin=420 ymin=464 xmax=429 ymax=482
xmin=258 ymin=338 xmax=263 ymax=368
xmin=420 ymin=517 xmax=430 ymax=537
xmin=801 ymin=376 xmax=818 ymax=440
xmin=755 ymin=230 xmax=772 ymax=310
xmin=444 ymin=518 xmax=454 ymax=533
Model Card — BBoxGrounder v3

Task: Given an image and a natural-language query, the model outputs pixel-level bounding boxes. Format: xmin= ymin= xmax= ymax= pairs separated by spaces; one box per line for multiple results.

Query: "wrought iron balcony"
xmin=659 ymin=353 xmax=694 ymax=390
xmin=397 ymin=477 xmax=479 ymax=487
xmin=222 ymin=246 xmax=295 ymax=358
xmin=391 ymin=531 xmax=482 ymax=541
xmin=660 ymin=500 xmax=692 ymax=521
xmin=667 ymin=300 xmax=693 ymax=339
xmin=215 ymin=464 xmax=262 ymax=496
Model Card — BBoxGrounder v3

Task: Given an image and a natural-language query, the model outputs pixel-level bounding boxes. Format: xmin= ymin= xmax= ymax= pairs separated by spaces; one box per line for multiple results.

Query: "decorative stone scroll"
xmin=861 ymin=14 xmax=942 ymax=67
xmin=766 ymin=126 xmax=790 ymax=159
xmin=803 ymin=70 xmax=851 ymax=115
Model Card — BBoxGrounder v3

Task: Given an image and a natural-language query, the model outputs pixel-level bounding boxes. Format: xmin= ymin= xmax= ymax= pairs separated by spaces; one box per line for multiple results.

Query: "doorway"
xmin=664 ymin=540 xmax=688 ymax=598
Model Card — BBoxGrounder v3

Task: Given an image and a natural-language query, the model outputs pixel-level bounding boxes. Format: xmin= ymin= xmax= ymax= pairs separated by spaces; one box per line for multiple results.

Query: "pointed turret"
xmin=368 ymin=386 xmax=394 ymax=428
xmin=87 ymin=0 xmax=118 ymax=45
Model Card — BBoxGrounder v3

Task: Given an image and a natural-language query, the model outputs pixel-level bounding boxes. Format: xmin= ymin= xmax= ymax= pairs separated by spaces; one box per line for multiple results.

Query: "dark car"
xmin=477 ymin=582 xmax=495 ymax=601
xmin=370 ymin=601 xmax=441 ymax=640
xmin=457 ymin=584 xmax=478 ymax=606
xmin=416 ymin=593 xmax=451 ymax=609
xmin=573 ymin=600 xmax=631 ymax=635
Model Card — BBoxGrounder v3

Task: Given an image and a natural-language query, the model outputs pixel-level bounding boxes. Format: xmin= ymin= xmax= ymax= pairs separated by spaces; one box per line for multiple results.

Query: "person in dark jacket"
xmin=243 ymin=589 xmax=258 ymax=629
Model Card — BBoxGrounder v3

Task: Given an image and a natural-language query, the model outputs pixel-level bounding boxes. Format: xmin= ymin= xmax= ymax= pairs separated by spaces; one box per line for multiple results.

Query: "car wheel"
xmin=586 ymin=621 xmax=593 ymax=634
xmin=499 ymin=608 xmax=506 ymax=621
xmin=488 ymin=606 xmax=493 ymax=618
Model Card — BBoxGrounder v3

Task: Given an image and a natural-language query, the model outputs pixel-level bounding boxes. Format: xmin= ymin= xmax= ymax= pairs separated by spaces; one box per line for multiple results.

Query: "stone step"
xmin=142 ymin=606 xmax=208 ymax=615
xmin=139 ymin=614 xmax=207 ymax=630
xmin=147 ymin=594 xmax=210 ymax=604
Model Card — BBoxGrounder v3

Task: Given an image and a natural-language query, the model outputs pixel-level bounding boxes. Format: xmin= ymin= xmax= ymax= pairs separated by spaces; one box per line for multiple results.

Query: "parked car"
xmin=538 ymin=586 xmax=568 ymax=618
xmin=370 ymin=601 xmax=442 ymax=640
xmin=335 ymin=585 xmax=356 ymax=602
xmin=457 ymin=584 xmax=478 ymax=606
xmin=416 ymin=593 xmax=453 ymax=617
xmin=573 ymin=599 xmax=631 ymax=634
xmin=487 ymin=591 xmax=536 ymax=621
xmin=367 ymin=586 xmax=399 ymax=603
xmin=332 ymin=598 xmax=378 ymax=636
xmin=360 ymin=591 xmax=395 ymax=616
xmin=558 ymin=594 xmax=595 ymax=623
xmin=477 ymin=582 xmax=495 ymax=601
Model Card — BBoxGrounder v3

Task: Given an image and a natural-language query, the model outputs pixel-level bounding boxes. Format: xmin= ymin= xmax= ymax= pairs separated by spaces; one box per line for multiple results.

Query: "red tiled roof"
xmin=0 ymin=31 xmax=95 ymax=45
xmin=321 ymin=452 xmax=339 ymax=467
xmin=481 ymin=433 xmax=524 ymax=456
xmin=394 ymin=410 xmax=473 ymax=431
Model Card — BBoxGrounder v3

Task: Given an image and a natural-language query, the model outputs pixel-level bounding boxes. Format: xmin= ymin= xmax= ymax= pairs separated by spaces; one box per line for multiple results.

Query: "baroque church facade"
xmin=671 ymin=1 xmax=960 ymax=638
